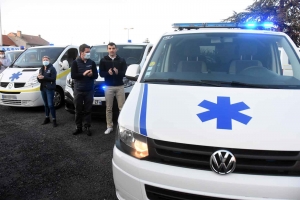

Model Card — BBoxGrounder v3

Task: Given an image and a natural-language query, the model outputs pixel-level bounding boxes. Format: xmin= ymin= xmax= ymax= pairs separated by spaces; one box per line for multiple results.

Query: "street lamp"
xmin=124 ymin=28 xmax=134 ymax=43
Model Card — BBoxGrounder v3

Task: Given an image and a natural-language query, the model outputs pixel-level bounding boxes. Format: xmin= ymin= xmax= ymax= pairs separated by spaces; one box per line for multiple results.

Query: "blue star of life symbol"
xmin=9 ymin=72 xmax=22 ymax=81
xmin=197 ymin=96 xmax=252 ymax=130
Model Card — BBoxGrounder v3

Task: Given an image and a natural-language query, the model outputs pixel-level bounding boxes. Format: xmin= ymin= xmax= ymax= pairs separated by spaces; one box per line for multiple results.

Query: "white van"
xmin=64 ymin=43 xmax=153 ymax=114
xmin=113 ymin=23 xmax=300 ymax=199
xmin=0 ymin=45 xmax=78 ymax=107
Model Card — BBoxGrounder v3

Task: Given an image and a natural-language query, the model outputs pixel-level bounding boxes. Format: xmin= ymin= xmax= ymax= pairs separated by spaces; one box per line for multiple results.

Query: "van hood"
xmin=0 ymin=68 xmax=39 ymax=83
xmin=119 ymin=83 xmax=300 ymax=151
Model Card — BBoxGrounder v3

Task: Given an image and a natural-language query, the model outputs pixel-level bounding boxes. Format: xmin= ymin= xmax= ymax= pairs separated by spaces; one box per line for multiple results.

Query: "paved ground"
xmin=0 ymin=105 xmax=118 ymax=200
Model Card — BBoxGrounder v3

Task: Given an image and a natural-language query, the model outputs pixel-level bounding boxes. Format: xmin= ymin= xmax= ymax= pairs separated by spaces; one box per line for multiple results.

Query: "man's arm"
xmin=99 ymin=59 xmax=109 ymax=77
xmin=71 ymin=60 xmax=83 ymax=79
xmin=90 ymin=61 xmax=98 ymax=79
xmin=117 ymin=58 xmax=127 ymax=77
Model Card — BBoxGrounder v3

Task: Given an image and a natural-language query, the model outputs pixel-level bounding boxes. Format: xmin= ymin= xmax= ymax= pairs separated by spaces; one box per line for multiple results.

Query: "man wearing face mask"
xmin=0 ymin=50 xmax=11 ymax=73
xmin=71 ymin=44 xmax=98 ymax=136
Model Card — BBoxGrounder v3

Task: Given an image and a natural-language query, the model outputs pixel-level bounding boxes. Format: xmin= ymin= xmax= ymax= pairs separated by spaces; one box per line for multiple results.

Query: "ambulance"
xmin=0 ymin=45 xmax=78 ymax=108
xmin=113 ymin=23 xmax=300 ymax=199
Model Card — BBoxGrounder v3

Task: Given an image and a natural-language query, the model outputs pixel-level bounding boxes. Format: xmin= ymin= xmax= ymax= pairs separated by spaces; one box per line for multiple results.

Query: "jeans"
xmin=105 ymin=85 xmax=125 ymax=128
xmin=74 ymin=89 xmax=94 ymax=128
xmin=41 ymin=88 xmax=56 ymax=119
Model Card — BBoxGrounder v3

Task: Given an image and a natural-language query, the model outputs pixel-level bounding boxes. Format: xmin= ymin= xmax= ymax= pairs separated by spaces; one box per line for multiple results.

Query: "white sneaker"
xmin=104 ymin=128 xmax=113 ymax=134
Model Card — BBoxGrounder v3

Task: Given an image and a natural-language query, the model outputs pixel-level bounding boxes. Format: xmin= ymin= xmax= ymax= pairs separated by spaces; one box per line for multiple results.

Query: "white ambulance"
xmin=113 ymin=23 xmax=300 ymax=199
xmin=0 ymin=45 xmax=78 ymax=108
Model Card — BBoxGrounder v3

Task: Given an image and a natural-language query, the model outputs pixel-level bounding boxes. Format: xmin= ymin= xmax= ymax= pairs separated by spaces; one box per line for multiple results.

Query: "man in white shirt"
xmin=0 ymin=50 xmax=11 ymax=73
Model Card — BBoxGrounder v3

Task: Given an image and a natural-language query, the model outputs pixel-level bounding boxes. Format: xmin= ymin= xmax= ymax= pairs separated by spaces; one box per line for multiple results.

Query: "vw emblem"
xmin=210 ymin=150 xmax=236 ymax=175
xmin=7 ymin=82 xmax=14 ymax=89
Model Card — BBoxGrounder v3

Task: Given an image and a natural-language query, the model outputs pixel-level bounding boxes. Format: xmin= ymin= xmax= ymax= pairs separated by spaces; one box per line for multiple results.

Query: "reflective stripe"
xmin=139 ymin=84 xmax=148 ymax=136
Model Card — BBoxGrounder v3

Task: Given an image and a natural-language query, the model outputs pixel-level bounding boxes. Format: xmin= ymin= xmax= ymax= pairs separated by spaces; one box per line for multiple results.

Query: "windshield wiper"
xmin=143 ymin=78 xmax=221 ymax=87
xmin=201 ymin=80 xmax=272 ymax=88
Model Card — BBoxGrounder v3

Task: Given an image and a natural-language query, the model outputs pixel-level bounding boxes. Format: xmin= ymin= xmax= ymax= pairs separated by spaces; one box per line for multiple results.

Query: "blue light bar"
xmin=172 ymin=22 xmax=274 ymax=30
xmin=102 ymin=86 xmax=106 ymax=90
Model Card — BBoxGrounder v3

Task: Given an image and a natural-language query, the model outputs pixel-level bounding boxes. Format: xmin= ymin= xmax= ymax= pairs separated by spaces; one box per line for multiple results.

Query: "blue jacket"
xmin=37 ymin=63 xmax=57 ymax=90
xmin=71 ymin=58 xmax=98 ymax=91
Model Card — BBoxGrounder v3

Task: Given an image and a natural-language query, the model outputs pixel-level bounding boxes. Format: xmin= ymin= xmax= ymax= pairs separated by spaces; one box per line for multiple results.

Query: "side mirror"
xmin=59 ymin=60 xmax=69 ymax=70
xmin=125 ymin=64 xmax=140 ymax=81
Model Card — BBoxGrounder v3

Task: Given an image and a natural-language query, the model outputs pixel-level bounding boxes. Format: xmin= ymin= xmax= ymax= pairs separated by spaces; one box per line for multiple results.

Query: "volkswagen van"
xmin=0 ymin=45 xmax=78 ymax=108
xmin=113 ymin=23 xmax=300 ymax=199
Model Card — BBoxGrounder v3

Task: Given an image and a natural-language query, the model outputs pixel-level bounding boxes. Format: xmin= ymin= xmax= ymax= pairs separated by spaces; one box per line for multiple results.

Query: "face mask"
xmin=0 ymin=55 xmax=4 ymax=58
xmin=43 ymin=61 xmax=49 ymax=66
xmin=84 ymin=53 xmax=90 ymax=59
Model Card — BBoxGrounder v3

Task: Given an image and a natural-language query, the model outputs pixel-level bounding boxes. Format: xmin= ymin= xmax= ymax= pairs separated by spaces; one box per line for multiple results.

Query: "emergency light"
xmin=172 ymin=22 xmax=274 ymax=30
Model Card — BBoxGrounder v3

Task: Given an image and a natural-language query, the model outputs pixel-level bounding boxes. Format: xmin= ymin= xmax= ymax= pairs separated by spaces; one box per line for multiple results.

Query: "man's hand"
xmin=83 ymin=70 xmax=91 ymax=76
xmin=108 ymin=68 xmax=113 ymax=75
xmin=113 ymin=67 xmax=118 ymax=75
xmin=37 ymin=74 xmax=44 ymax=79
xmin=87 ymin=70 xmax=93 ymax=77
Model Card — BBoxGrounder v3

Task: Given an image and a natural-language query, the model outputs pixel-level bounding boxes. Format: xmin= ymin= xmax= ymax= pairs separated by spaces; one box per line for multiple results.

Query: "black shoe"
xmin=85 ymin=127 xmax=92 ymax=136
xmin=73 ymin=128 xmax=82 ymax=135
xmin=53 ymin=120 xmax=57 ymax=127
xmin=42 ymin=117 xmax=50 ymax=125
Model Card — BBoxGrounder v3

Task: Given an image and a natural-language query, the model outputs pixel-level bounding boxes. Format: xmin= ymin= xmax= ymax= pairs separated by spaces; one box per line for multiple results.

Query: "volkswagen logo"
xmin=210 ymin=150 xmax=236 ymax=175
xmin=7 ymin=82 xmax=14 ymax=89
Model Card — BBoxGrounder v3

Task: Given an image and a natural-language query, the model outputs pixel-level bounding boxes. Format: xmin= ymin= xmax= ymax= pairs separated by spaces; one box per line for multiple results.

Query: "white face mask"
xmin=0 ymin=55 xmax=4 ymax=58
xmin=84 ymin=53 xmax=90 ymax=59
xmin=43 ymin=61 xmax=49 ymax=66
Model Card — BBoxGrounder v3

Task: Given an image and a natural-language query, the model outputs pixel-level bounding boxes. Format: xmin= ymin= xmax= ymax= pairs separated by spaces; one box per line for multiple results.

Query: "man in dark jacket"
xmin=71 ymin=44 xmax=98 ymax=136
xmin=99 ymin=42 xmax=127 ymax=134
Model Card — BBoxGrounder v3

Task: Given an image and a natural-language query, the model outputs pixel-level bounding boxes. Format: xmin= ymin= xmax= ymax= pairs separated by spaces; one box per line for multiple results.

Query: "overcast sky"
xmin=1 ymin=0 xmax=255 ymax=46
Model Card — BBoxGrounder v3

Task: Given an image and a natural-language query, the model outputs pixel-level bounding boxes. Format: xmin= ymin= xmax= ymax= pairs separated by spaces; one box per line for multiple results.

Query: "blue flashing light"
xmin=173 ymin=22 xmax=274 ymax=30
xmin=102 ymin=85 xmax=106 ymax=90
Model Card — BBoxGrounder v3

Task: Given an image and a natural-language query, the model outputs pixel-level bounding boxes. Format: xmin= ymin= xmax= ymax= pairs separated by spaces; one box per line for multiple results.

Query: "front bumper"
xmin=113 ymin=146 xmax=300 ymax=200
xmin=0 ymin=90 xmax=43 ymax=107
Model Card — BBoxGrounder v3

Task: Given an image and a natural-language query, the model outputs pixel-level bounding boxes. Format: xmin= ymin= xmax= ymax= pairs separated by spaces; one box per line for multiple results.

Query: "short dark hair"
xmin=0 ymin=49 xmax=5 ymax=53
xmin=79 ymin=44 xmax=90 ymax=52
xmin=107 ymin=42 xmax=117 ymax=48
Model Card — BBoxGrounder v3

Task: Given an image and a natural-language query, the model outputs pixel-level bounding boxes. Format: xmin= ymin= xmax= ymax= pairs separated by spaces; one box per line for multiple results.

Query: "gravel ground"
xmin=0 ymin=105 xmax=118 ymax=200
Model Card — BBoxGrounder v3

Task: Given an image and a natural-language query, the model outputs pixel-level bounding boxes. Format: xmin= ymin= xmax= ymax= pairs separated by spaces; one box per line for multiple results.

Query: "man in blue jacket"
xmin=71 ymin=44 xmax=98 ymax=136
xmin=100 ymin=42 xmax=127 ymax=134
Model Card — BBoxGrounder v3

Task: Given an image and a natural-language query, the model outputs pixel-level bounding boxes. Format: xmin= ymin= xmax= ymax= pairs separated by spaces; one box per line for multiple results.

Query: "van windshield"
xmin=142 ymin=33 xmax=300 ymax=89
xmin=12 ymin=47 xmax=64 ymax=68
xmin=91 ymin=45 xmax=146 ymax=66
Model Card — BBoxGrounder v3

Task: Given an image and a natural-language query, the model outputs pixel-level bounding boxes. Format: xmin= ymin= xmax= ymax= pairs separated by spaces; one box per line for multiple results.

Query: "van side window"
xmin=61 ymin=48 xmax=78 ymax=66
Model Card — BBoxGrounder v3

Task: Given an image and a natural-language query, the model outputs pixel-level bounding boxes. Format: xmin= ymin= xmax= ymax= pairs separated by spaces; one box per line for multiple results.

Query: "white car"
xmin=113 ymin=23 xmax=300 ymax=199
xmin=64 ymin=43 xmax=153 ymax=114
xmin=0 ymin=45 xmax=78 ymax=107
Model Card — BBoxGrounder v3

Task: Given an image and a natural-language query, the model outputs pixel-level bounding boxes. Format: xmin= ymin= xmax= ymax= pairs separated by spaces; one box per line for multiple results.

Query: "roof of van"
xmin=92 ymin=43 xmax=152 ymax=46
xmin=163 ymin=28 xmax=286 ymax=36
xmin=26 ymin=45 xmax=78 ymax=49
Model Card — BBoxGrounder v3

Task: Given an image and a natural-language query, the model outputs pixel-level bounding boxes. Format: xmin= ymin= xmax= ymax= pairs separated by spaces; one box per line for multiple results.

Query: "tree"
xmin=223 ymin=0 xmax=300 ymax=46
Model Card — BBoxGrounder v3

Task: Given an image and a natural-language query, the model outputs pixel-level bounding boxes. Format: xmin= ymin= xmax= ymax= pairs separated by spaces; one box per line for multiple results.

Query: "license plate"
xmin=93 ymin=100 xmax=102 ymax=105
xmin=2 ymin=95 xmax=17 ymax=100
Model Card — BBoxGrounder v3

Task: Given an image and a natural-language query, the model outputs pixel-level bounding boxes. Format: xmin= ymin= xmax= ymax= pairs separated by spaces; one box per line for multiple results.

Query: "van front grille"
xmin=145 ymin=138 xmax=300 ymax=176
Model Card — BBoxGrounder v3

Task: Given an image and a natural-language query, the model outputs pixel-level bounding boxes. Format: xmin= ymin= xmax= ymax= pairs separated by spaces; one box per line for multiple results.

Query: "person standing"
xmin=0 ymin=50 xmax=11 ymax=73
xmin=100 ymin=42 xmax=127 ymax=134
xmin=71 ymin=44 xmax=98 ymax=136
xmin=37 ymin=56 xmax=57 ymax=127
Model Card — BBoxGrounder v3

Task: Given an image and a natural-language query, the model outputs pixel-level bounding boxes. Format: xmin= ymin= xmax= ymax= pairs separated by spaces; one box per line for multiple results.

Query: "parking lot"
xmin=0 ymin=105 xmax=118 ymax=200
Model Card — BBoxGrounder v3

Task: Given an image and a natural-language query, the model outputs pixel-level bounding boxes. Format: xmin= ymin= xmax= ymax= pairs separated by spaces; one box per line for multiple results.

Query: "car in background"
xmin=64 ymin=43 xmax=153 ymax=114
xmin=5 ymin=50 xmax=24 ymax=63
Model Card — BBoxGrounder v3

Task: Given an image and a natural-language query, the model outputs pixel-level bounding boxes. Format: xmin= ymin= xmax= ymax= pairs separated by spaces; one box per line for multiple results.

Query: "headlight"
xmin=117 ymin=126 xmax=148 ymax=159
xmin=24 ymin=75 xmax=38 ymax=87
xmin=123 ymin=77 xmax=135 ymax=88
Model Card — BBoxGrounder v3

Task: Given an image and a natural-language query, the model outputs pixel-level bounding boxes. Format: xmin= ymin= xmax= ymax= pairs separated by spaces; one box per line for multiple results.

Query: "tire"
xmin=54 ymin=88 xmax=64 ymax=109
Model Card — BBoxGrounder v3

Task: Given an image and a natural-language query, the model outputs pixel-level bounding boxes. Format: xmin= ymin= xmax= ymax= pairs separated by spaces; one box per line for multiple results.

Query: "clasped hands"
xmin=108 ymin=67 xmax=118 ymax=75
xmin=83 ymin=69 xmax=93 ymax=77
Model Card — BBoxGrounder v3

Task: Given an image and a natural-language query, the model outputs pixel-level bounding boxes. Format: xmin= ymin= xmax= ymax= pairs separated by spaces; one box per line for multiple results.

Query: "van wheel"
xmin=54 ymin=88 xmax=64 ymax=109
